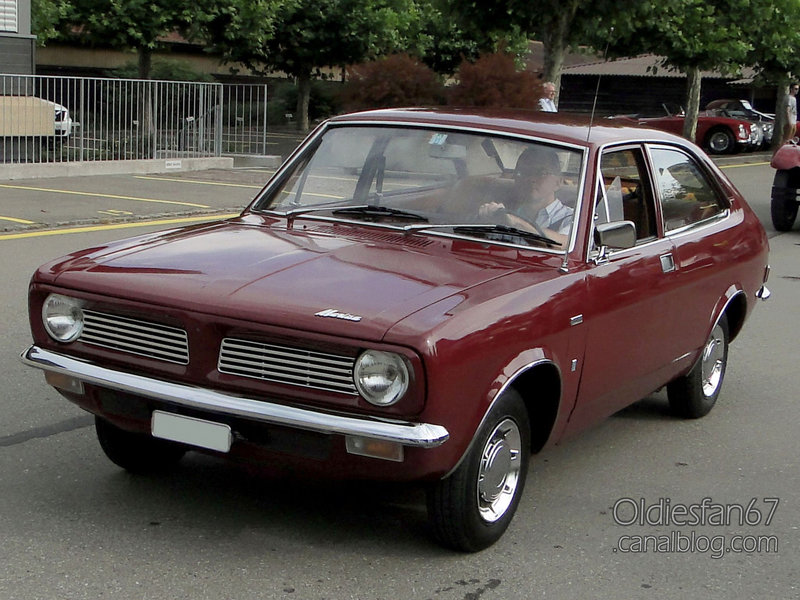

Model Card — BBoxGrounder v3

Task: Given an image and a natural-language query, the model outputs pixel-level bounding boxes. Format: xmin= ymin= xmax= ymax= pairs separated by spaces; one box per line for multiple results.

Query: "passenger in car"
xmin=478 ymin=146 xmax=574 ymax=246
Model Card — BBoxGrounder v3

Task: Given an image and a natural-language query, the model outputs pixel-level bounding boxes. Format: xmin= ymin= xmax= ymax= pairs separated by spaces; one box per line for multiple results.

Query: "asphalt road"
xmin=0 ymin=156 xmax=797 ymax=599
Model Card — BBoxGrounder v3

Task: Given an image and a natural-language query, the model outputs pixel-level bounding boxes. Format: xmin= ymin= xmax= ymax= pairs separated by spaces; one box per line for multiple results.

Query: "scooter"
xmin=770 ymin=142 xmax=800 ymax=230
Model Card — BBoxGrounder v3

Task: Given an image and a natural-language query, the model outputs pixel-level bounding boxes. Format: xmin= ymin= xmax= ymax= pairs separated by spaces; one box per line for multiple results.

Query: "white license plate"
xmin=151 ymin=411 xmax=232 ymax=453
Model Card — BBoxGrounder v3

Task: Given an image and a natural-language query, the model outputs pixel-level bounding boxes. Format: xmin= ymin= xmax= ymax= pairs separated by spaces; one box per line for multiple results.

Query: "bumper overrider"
xmin=20 ymin=345 xmax=450 ymax=458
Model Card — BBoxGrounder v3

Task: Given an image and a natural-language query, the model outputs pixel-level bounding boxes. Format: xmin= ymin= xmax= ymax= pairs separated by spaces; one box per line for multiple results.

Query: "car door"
xmin=568 ymin=144 xmax=684 ymax=431
xmin=647 ymin=145 xmax=735 ymax=361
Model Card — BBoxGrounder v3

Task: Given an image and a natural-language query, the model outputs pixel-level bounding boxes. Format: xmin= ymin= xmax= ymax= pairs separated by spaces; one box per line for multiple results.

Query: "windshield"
xmin=253 ymin=125 xmax=583 ymax=250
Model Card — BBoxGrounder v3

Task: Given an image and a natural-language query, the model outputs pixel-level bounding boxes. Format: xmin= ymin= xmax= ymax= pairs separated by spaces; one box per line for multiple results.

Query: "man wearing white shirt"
xmin=538 ymin=81 xmax=557 ymax=112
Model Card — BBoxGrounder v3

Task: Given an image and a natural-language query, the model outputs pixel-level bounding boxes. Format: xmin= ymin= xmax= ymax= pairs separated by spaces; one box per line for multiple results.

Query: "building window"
xmin=0 ymin=0 xmax=18 ymax=33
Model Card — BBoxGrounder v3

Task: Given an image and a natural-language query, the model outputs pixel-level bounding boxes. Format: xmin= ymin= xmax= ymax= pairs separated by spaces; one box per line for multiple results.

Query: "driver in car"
xmin=478 ymin=146 xmax=574 ymax=247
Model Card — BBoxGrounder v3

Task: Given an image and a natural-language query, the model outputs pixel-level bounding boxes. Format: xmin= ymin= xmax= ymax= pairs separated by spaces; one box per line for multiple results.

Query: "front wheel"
xmin=770 ymin=172 xmax=799 ymax=231
xmin=426 ymin=389 xmax=530 ymax=552
xmin=705 ymin=129 xmax=735 ymax=154
xmin=667 ymin=315 xmax=729 ymax=419
xmin=95 ymin=416 xmax=186 ymax=473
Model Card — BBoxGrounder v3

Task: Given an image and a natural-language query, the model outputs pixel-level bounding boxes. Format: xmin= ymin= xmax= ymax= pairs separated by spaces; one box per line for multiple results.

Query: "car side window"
xmin=649 ymin=147 xmax=726 ymax=232
xmin=597 ymin=147 xmax=657 ymax=242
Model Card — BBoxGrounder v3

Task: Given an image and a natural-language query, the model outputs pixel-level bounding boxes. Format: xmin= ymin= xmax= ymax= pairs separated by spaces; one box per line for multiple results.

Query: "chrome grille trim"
xmin=218 ymin=338 xmax=358 ymax=395
xmin=80 ymin=310 xmax=189 ymax=365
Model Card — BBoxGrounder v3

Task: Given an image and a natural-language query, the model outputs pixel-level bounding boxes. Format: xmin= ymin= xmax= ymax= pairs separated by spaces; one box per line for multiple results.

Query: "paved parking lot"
xmin=0 ymin=167 xmax=274 ymax=233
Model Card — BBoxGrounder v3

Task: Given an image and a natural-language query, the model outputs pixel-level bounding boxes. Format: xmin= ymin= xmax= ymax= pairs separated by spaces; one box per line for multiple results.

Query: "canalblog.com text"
xmin=611 ymin=497 xmax=779 ymax=559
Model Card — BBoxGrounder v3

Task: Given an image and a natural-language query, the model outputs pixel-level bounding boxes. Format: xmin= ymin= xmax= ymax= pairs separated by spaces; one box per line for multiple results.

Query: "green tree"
xmin=449 ymin=0 xmax=628 ymax=103
xmin=598 ymin=0 xmax=800 ymax=146
xmin=30 ymin=0 xmax=71 ymax=45
xmin=599 ymin=2 xmax=751 ymax=142
xmin=61 ymin=0 xmax=199 ymax=79
xmin=209 ymin=0 xmax=421 ymax=131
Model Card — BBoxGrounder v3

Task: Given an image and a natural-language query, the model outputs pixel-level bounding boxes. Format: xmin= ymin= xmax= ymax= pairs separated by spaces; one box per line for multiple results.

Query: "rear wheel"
xmin=667 ymin=315 xmax=729 ymax=419
xmin=95 ymin=416 xmax=186 ymax=473
xmin=427 ymin=389 xmax=530 ymax=552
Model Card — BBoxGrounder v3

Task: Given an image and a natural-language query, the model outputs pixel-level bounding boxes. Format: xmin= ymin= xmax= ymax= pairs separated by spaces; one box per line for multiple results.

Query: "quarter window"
xmin=649 ymin=147 xmax=726 ymax=232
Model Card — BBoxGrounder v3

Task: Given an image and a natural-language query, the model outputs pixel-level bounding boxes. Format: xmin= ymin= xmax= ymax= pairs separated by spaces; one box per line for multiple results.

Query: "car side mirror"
xmin=594 ymin=220 xmax=637 ymax=250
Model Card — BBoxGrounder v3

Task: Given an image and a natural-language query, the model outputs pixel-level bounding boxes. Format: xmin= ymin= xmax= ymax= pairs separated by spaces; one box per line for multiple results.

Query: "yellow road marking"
xmin=0 ymin=213 xmax=239 ymax=241
xmin=0 ymin=215 xmax=35 ymax=224
xmin=133 ymin=176 xmax=263 ymax=189
xmin=0 ymin=184 xmax=210 ymax=208
xmin=718 ymin=161 xmax=771 ymax=169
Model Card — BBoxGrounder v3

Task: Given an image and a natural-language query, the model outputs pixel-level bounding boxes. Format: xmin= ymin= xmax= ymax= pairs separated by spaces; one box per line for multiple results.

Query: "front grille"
xmin=80 ymin=310 xmax=189 ymax=365
xmin=218 ymin=338 xmax=357 ymax=395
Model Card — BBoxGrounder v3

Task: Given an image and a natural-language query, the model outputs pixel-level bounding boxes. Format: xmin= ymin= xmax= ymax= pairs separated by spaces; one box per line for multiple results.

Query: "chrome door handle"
xmin=660 ymin=253 xmax=676 ymax=273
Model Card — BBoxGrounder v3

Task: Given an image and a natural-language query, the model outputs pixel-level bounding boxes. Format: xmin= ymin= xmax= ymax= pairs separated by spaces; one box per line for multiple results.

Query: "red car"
xmin=614 ymin=105 xmax=759 ymax=154
xmin=20 ymin=109 xmax=771 ymax=551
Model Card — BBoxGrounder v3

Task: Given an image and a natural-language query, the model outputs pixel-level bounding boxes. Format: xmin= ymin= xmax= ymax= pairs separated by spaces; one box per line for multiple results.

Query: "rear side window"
xmin=649 ymin=147 xmax=726 ymax=232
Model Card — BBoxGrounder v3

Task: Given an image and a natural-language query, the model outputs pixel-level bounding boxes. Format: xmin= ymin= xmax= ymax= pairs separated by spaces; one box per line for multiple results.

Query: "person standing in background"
xmin=782 ymin=83 xmax=798 ymax=146
xmin=538 ymin=81 xmax=557 ymax=112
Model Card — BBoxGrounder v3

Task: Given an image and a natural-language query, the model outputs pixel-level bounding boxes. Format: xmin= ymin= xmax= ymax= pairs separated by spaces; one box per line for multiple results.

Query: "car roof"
xmin=327 ymin=107 xmax=691 ymax=150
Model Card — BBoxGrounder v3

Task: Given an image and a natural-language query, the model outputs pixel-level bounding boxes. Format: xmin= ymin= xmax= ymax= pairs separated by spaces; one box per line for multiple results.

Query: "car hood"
xmin=42 ymin=216 xmax=557 ymax=341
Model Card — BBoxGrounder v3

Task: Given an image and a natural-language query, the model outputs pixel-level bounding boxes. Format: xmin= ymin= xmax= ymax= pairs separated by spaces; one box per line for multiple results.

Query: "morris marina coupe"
xmin=21 ymin=109 xmax=770 ymax=551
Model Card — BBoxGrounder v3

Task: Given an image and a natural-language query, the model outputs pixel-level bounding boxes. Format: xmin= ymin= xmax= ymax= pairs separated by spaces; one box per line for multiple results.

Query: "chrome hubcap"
xmin=477 ymin=418 xmax=522 ymax=523
xmin=701 ymin=323 xmax=725 ymax=397
xmin=709 ymin=133 xmax=729 ymax=152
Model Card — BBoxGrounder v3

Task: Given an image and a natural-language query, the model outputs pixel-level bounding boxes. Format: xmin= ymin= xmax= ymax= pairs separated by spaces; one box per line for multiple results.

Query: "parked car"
xmin=613 ymin=103 xmax=760 ymax=154
xmin=20 ymin=108 xmax=771 ymax=551
xmin=0 ymin=96 xmax=73 ymax=138
xmin=705 ymin=98 xmax=774 ymax=147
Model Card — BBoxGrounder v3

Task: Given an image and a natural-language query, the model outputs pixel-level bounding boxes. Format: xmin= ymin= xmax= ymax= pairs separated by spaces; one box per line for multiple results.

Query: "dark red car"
xmin=614 ymin=105 xmax=760 ymax=154
xmin=21 ymin=109 xmax=771 ymax=551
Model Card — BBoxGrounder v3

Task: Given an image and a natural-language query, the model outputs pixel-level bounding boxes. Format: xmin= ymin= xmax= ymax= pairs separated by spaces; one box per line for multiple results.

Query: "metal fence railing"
xmin=0 ymin=74 xmax=269 ymax=164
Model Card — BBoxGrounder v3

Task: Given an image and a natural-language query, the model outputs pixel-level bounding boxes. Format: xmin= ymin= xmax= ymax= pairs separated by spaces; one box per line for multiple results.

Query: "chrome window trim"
xmin=587 ymin=140 xmax=733 ymax=263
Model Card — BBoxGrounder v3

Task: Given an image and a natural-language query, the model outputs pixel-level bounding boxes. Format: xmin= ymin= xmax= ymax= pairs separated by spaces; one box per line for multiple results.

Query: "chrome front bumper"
xmin=20 ymin=345 xmax=449 ymax=449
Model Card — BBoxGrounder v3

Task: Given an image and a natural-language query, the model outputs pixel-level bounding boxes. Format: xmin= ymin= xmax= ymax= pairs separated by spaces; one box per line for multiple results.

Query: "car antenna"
xmin=561 ymin=28 xmax=614 ymax=274
xmin=586 ymin=27 xmax=614 ymax=144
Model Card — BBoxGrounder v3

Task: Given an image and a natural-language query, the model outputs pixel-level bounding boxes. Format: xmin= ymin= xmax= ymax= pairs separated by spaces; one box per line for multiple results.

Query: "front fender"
xmin=771 ymin=144 xmax=800 ymax=171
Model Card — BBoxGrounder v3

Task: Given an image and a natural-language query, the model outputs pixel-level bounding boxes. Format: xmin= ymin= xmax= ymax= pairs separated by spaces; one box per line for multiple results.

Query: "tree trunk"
xmin=138 ymin=47 xmax=155 ymax=158
xmin=296 ymin=73 xmax=311 ymax=132
xmin=539 ymin=0 xmax=579 ymax=107
xmin=772 ymin=81 xmax=790 ymax=153
xmin=138 ymin=48 xmax=152 ymax=80
xmin=682 ymin=66 xmax=701 ymax=143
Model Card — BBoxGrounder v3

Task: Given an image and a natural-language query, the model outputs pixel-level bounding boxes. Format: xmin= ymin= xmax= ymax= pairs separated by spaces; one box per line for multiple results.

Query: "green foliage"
xmin=274 ymin=80 xmax=342 ymax=124
xmin=31 ymin=0 xmax=71 ymax=45
xmin=447 ymin=52 xmax=541 ymax=108
xmin=111 ymin=58 xmax=214 ymax=82
xmin=66 ymin=0 xmax=194 ymax=50
xmin=340 ymin=54 xmax=445 ymax=111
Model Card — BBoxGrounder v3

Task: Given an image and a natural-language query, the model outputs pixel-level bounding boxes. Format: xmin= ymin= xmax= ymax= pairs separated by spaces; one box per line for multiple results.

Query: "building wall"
xmin=1 ymin=0 xmax=36 ymax=74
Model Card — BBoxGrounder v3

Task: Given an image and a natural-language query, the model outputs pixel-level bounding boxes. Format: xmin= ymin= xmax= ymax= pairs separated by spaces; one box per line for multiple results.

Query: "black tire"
xmin=704 ymin=128 xmax=735 ymax=155
xmin=770 ymin=171 xmax=799 ymax=231
xmin=427 ymin=389 xmax=530 ymax=552
xmin=667 ymin=315 xmax=729 ymax=419
xmin=95 ymin=416 xmax=186 ymax=473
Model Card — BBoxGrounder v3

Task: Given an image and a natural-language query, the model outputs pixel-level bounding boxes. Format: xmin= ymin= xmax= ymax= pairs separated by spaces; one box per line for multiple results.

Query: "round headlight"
xmin=42 ymin=294 xmax=84 ymax=342
xmin=354 ymin=350 xmax=410 ymax=406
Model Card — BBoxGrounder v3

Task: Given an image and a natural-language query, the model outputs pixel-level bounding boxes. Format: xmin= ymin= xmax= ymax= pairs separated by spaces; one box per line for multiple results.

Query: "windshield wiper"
xmin=276 ymin=204 xmax=367 ymax=228
xmin=331 ymin=205 xmax=429 ymax=222
xmin=449 ymin=224 xmax=559 ymax=247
